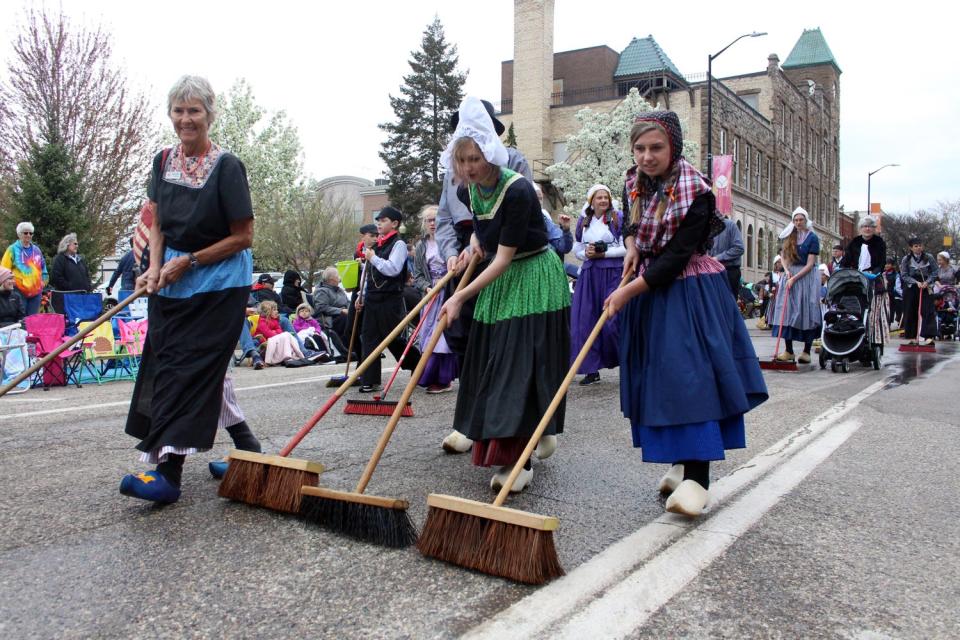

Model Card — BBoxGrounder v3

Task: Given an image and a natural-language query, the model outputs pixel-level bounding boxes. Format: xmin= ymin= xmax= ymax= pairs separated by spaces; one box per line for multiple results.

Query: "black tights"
xmin=784 ymin=338 xmax=813 ymax=355
xmin=156 ymin=454 xmax=185 ymax=487
xmin=678 ymin=460 xmax=710 ymax=489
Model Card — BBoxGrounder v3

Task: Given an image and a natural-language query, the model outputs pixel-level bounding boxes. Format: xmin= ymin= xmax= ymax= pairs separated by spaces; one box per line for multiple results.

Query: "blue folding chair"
xmin=62 ymin=293 xmax=105 ymax=337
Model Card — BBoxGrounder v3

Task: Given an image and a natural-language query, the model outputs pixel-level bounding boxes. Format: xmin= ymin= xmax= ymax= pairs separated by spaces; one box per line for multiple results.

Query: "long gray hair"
xmin=58 ymin=233 xmax=78 ymax=254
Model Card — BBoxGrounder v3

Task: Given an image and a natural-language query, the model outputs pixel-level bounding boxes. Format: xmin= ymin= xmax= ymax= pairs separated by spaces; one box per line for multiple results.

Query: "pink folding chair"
xmin=24 ymin=314 xmax=83 ymax=389
xmin=118 ymin=318 xmax=148 ymax=356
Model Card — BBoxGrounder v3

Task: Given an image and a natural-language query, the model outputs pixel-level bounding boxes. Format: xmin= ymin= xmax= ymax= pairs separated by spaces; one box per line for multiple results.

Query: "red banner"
xmin=712 ymin=155 xmax=733 ymax=215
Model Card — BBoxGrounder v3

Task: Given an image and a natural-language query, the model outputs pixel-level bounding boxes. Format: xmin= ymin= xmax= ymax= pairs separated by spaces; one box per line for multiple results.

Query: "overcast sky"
xmin=1 ymin=0 xmax=957 ymax=215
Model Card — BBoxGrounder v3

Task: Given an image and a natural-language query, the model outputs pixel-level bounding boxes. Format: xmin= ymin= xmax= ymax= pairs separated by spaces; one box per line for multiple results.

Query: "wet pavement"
xmin=1 ymin=323 xmax=957 ymax=638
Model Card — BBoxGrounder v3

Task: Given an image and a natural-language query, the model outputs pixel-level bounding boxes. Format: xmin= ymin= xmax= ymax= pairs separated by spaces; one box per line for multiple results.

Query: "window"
xmin=755 ymin=151 xmax=762 ymax=196
xmin=768 ymin=230 xmax=775 ymax=270
xmin=733 ymin=138 xmax=740 ymax=185
xmin=780 ymin=166 xmax=786 ymax=205
xmin=765 ymin=159 xmax=772 ymax=200
xmin=747 ymin=224 xmax=754 ymax=268
xmin=780 ymin=103 xmax=787 ymax=140
xmin=744 ymin=144 xmax=751 ymax=189
xmin=757 ymin=226 xmax=766 ymax=267
xmin=739 ymin=92 xmax=759 ymax=112
xmin=552 ymin=141 xmax=569 ymax=164
xmin=786 ymin=170 xmax=793 ymax=206
xmin=552 ymin=78 xmax=564 ymax=106
xmin=719 ymin=128 xmax=727 ymax=155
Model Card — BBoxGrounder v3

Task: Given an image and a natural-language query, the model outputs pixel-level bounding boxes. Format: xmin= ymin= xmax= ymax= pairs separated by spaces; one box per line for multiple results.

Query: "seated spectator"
xmin=254 ymin=300 xmax=304 ymax=365
xmin=281 ymin=270 xmax=310 ymax=313
xmin=312 ymin=266 xmax=350 ymax=342
xmin=250 ymin=273 xmax=282 ymax=307
xmin=0 ymin=267 xmax=27 ymax=328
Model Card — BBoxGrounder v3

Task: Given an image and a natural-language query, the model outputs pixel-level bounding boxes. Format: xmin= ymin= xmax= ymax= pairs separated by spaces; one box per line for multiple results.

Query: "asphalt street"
xmin=1 ymin=323 xmax=957 ymax=639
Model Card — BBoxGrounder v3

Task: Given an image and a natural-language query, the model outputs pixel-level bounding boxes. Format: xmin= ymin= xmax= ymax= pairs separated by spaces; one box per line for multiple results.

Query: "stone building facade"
xmin=501 ymin=0 xmax=842 ymax=283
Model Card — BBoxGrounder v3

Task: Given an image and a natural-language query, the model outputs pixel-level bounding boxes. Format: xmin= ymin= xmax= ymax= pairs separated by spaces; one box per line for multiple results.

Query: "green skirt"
xmin=455 ymin=249 xmax=571 ymax=466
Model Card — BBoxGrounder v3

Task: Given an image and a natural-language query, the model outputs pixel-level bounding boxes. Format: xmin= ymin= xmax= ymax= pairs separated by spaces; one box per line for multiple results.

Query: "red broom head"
xmin=343 ymin=400 xmax=414 ymax=417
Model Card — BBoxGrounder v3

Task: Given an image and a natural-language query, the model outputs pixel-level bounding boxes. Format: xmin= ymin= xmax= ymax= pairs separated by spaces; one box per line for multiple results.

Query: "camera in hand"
xmin=592 ymin=241 xmax=608 ymax=254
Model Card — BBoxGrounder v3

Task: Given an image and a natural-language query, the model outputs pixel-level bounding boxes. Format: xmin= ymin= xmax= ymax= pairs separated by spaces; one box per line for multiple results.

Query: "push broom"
xmin=899 ymin=285 xmax=936 ymax=353
xmin=300 ymin=255 xmax=479 ymax=546
xmin=327 ymin=261 xmax=367 ymax=388
xmin=0 ymin=288 xmax=146 ymax=399
xmin=759 ymin=275 xmax=799 ymax=371
xmin=416 ymin=273 xmax=631 ymax=584
xmin=342 ymin=293 xmax=439 ymax=417
xmin=218 ymin=268 xmax=458 ymax=513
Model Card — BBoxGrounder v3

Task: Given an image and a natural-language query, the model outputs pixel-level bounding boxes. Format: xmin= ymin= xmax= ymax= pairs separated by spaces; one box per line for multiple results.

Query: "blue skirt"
xmin=620 ymin=261 xmax=768 ymax=463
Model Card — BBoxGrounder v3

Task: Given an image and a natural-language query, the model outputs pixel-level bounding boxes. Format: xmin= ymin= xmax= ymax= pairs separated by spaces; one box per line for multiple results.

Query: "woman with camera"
xmin=570 ymin=184 xmax=625 ymax=385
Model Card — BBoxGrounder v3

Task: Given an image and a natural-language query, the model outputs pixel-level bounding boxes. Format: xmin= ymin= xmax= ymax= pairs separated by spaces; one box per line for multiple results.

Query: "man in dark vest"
xmin=358 ymin=206 xmax=421 ymax=393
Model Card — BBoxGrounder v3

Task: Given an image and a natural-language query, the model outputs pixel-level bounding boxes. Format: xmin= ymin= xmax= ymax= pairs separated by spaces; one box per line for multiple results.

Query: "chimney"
xmin=512 ymin=0 xmax=554 ymax=177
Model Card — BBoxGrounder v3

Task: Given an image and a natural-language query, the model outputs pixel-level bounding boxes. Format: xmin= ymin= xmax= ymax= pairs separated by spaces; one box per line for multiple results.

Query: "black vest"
xmin=366 ymin=233 xmax=406 ymax=301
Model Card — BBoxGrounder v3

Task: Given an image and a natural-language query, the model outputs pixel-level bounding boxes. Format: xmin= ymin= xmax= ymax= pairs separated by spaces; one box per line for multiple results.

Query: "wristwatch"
xmin=187 ymin=253 xmax=199 ymax=269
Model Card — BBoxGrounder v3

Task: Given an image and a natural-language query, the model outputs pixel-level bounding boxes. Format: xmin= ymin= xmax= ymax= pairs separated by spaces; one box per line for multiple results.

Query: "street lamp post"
xmin=706 ymin=31 xmax=767 ymax=181
xmin=867 ymin=163 xmax=899 ymax=215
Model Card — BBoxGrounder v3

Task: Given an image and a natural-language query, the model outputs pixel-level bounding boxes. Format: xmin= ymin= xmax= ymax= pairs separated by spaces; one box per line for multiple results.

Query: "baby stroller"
xmin=819 ymin=269 xmax=881 ymax=372
xmin=935 ymin=285 xmax=958 ymax=340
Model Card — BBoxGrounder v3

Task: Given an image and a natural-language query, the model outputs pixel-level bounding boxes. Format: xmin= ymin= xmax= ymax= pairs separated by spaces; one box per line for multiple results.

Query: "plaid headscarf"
xmin=625 ymin=112 xmax=712 ymax=256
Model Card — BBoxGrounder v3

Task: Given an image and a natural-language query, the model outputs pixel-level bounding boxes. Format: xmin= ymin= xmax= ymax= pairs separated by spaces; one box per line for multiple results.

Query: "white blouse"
xmin=573 ymin=214 xmax=625 ymax=261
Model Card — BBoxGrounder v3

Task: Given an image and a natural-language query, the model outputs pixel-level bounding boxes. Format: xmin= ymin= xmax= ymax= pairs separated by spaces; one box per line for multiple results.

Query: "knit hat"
xmin=634 ymin=111 xmax=684 ymax=166
xmin=0 ymin=267 xmax=12 ymax=284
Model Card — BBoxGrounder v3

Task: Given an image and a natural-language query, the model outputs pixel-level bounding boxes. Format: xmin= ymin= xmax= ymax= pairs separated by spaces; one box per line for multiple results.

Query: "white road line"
xmin=554 ymin=418 xmax=863 ymax=639
xmin=463 ymin=380 xmax=887 ymax=640
xmin=0 ymin=369 xmax=401 ymax=421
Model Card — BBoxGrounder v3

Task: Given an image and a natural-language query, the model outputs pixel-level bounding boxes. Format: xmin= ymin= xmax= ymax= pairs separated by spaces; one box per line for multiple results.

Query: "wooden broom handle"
xmin=354 ymin=253 xmax=480 ymax=494
xmin=0 ymin=287 xmax=147 ymax=399
xmin=340 ymin=261 xmax=367 ymax=378
xmin=493 ymin=272 xmax=632 ymax=506
xmin=378 ymin=293 xmax=439 ymax=400
xmin=278 ymin=264 xmax=461 ymax=457
xmin=771 ymin=274 xmax=792 ymax=358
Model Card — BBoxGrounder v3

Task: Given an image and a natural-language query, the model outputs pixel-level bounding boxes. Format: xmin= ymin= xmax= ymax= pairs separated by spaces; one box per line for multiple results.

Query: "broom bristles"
xmin=343 ymin=400 xmax=414 ymax=417
xmin=300 ymin=494 xmax=418 ymax=547
xmin=259 ymin=467 xmax=319 ymax=513
xmin=218 ymin=458 xmax=269 ymax=504
xmin=417 ymin=506 xmax=564 ymax=585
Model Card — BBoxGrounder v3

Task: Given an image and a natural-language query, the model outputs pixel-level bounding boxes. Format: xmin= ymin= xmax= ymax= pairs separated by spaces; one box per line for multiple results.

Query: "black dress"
xmin=125 ymin=147 xmax=253 ymax=460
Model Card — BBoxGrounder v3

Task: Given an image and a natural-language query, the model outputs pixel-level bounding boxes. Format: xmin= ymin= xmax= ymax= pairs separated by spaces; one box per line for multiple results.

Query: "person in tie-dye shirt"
xmin=1 ymin=222 xmax=48 ymax=316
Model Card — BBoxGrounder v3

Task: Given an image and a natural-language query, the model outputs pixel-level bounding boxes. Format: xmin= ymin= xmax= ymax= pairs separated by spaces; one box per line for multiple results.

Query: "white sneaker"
xmin=534 ymin=435 xmax=557 ymax=460
xmin=490 ymin=465 xmax=534 ymax=493
xmin=657 ymin=464 xmax=684 ymax=494
xmin=441 ymin=430 xmax=473 ymax=454
xmin=664 ymin=479 xmax=709 ymax=517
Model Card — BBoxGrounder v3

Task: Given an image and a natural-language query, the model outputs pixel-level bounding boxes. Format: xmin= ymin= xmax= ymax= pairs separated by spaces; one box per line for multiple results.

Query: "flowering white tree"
xmin=545 ymin=88 xmax=699 ymax=216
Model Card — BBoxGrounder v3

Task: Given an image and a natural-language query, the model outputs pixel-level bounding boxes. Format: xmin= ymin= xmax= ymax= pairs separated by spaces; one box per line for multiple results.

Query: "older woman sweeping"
xmin=120 ymin=76 xmax=257 ymax=503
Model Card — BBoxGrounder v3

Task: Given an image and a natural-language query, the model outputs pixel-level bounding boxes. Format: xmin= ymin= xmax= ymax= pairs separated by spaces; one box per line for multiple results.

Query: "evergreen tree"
xmin=379 ymin=17 xmax=466 ymax=237
xmin=9 ymin=135 xmax=89 ymax=267
xmin=505 ymin=122 xmax=518 ymax=148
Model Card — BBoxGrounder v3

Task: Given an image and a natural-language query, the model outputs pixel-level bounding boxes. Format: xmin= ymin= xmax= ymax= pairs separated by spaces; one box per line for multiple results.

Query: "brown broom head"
xmin=758 ymin=359 xmax=799 ymax=371
xmin=299 ymin=486 xmax=417 ymax=547
xmin=416 ymin=494 xmax=564 ymax=585
xmin=218 ymin=450 xmax=323 ymax=513
xmin=898 ymin=344 xmax=936 ymax=353
xmin=343 ymin=400 xmax=414 ymax=417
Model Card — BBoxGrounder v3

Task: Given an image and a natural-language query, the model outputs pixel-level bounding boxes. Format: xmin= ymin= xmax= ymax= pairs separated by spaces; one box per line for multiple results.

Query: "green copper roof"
xmin=615 ymin=36 xmax=683 ymax=79
xmin=783 ymin=28 xmax=841 ymax=74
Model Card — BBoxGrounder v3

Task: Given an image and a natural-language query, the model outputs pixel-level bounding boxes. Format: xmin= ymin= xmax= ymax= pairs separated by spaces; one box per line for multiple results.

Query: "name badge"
xmin=165 ymin=170 xmax=182 ymax=181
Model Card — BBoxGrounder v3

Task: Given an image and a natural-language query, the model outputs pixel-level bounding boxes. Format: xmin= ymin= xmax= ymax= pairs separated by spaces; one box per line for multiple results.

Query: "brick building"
xmin=500 ymin=0 xmax=843 ymax=283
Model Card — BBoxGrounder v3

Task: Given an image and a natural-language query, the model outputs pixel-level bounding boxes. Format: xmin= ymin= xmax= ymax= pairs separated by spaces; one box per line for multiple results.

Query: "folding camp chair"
xmin=24 ymin=314 xmax=84 ymax=389
xmin=117 ymin=318 xmax=148 ymax=359
xmin=62 ymin=292 xmax=105 ymax=336
xmin=0 ymin=324 xmax=30 ymax=395
xmin=78 ymin=320 xmax=136 ymax=383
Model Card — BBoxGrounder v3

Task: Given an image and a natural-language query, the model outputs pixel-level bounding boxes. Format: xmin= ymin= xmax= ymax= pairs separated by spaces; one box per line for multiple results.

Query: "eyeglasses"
xmin=21 ymin=231 xmax=33 ymax=235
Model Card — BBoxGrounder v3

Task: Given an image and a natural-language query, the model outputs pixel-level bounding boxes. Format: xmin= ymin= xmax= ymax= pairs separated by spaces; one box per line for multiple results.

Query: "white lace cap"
xmin=441 ymin=96 xmax=508 ymax=173
xmin=779 ymin=206 xmax=811 ymax=240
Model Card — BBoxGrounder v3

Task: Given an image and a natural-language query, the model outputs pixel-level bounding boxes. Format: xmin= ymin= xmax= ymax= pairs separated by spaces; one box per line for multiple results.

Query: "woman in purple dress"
xmin=570 ymin=184 xmax=624 ymax=385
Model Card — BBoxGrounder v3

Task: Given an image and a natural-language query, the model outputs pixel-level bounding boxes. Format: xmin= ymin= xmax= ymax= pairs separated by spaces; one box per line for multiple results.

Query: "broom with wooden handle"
xmin=417 ymin=273 xmax=631 ymax=585
xmin=299 ymin=255 xmax=479 ymax=546
xmin=0 ymin=288 xmax=146 ymax=399
xmin=218 ymin=267 xmax=459 ymax=514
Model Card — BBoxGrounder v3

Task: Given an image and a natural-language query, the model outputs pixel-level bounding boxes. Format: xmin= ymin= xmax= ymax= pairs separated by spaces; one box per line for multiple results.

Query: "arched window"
xmin=768 ymin=230 xmax=776 ymax=269
xmin=736 ymin=220 xmax=742 ymax=232
xmin=746 ymin=224 xmax=754 ymax=268
xmin=757 ymin=226 xmax=765 ymax=269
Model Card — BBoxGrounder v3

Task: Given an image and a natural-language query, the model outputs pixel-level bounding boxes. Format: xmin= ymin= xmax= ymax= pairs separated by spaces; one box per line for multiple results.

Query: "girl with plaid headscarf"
xmin=604 ymin=111 xmax=767 ymax=517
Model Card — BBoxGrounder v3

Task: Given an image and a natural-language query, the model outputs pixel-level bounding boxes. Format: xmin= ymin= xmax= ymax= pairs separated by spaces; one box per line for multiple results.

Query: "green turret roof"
xmin=615 ymin=36 xmax=683 ymax=79
xmin=783 ymin=28 xmax=841 ymax=74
